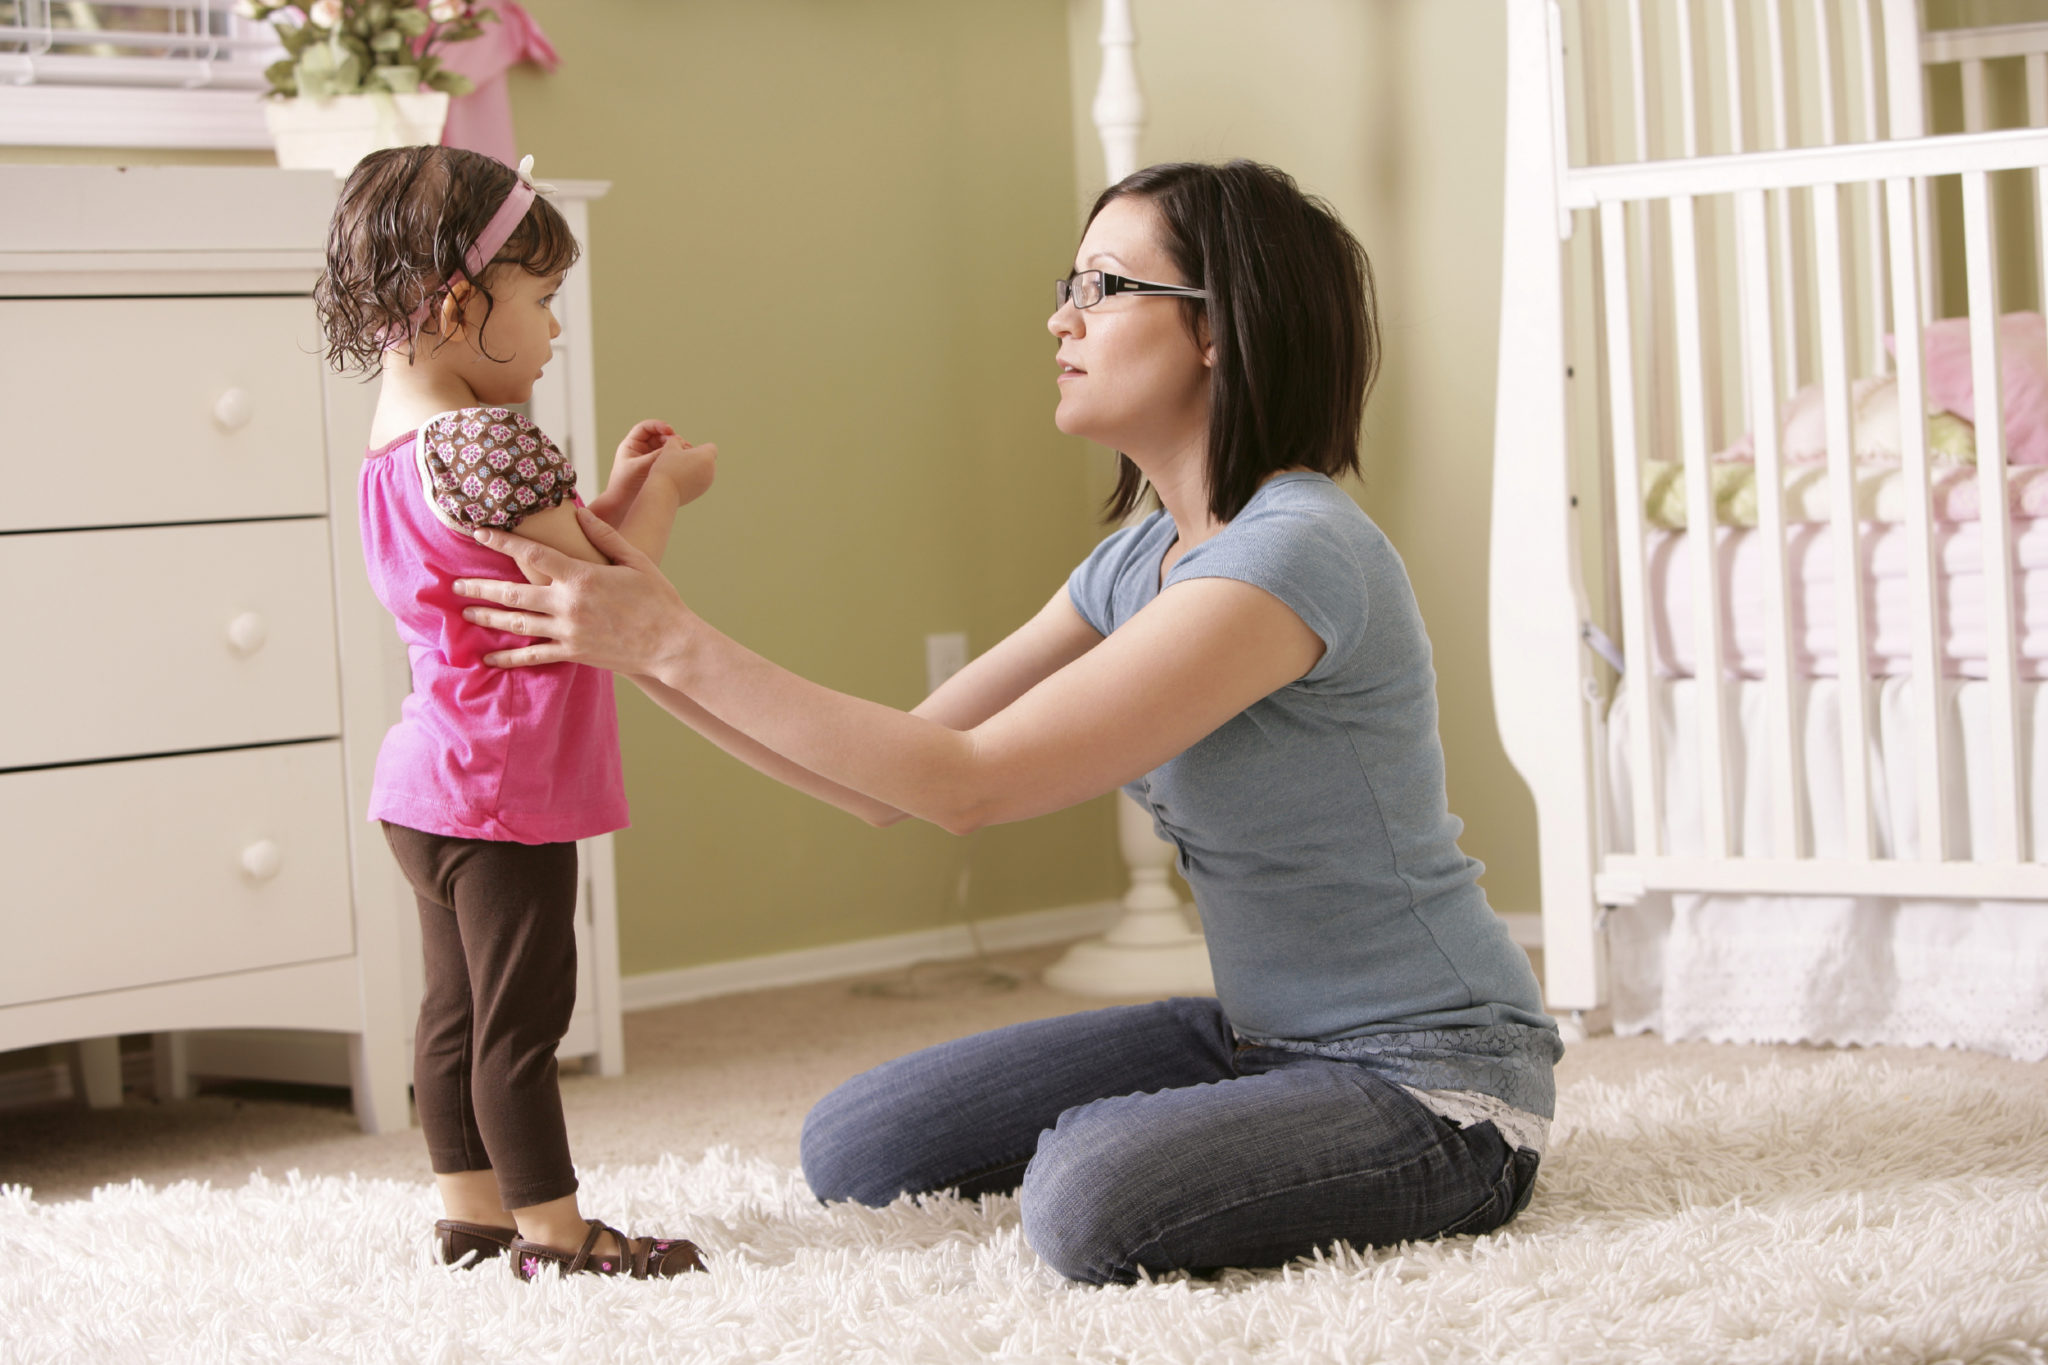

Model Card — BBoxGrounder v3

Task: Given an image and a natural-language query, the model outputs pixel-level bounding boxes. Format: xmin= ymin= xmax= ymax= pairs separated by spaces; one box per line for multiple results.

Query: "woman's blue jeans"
xmin=799 ymin=996 xmax=1539 ymax=1285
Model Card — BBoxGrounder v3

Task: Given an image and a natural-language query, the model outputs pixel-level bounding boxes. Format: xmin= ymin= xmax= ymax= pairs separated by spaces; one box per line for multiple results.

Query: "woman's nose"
xmin=1047 ymin=304 xmax=1081 ymax=339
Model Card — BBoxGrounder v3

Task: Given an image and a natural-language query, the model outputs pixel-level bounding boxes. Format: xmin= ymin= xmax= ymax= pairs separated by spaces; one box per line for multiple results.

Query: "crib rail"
xmin=1494 ymin=0 xmax=2048 ymax=1016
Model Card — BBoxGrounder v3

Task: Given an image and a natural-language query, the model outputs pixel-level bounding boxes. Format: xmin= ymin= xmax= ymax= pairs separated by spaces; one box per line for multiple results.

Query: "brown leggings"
xmin=382 ymin=822 xmax=580 ymax=1210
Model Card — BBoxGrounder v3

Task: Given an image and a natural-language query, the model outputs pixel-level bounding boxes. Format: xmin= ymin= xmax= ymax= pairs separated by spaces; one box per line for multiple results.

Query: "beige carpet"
xmin=3 ymin=943 xmax=2042 ymax=1206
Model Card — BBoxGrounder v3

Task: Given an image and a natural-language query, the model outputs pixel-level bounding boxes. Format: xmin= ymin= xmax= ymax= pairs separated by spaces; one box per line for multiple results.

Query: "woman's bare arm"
xmin=456 ymin=508 xmax=1322 ymax=834
xmin=626 ymin=586 xmax=1106 ymax=826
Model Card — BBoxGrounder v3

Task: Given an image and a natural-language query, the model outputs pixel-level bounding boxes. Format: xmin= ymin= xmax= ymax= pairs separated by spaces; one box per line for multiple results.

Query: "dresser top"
xmin=0 ymin=166 xmax=340 ymax=255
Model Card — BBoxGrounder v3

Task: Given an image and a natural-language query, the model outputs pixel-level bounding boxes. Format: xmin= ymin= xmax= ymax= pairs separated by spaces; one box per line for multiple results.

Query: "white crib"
xmin=1494 ymin=0 xmax=2048 ymax=1056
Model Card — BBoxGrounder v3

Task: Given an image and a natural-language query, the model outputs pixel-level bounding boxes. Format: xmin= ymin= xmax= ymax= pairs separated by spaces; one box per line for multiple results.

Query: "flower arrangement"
xmin=236 ymin=0 xmax=495 ymax=100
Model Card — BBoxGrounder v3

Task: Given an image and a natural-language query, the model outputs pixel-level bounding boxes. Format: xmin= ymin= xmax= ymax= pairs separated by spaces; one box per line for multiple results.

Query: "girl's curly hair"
xmin=315 ymin=145 xmax=581 ymax=378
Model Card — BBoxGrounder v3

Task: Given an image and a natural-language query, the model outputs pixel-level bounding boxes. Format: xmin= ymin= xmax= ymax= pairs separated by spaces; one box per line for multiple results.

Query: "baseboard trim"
xmin=1500 ymin=911 xmax=1544 ymax=950
xmin=622 ymin=900 xmax=1126 ymax=1013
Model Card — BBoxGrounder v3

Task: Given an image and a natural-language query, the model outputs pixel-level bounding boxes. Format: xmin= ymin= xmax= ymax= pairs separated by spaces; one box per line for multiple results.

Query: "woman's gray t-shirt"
xmin=1067 ymin=472 xmax=1561 ymax=1126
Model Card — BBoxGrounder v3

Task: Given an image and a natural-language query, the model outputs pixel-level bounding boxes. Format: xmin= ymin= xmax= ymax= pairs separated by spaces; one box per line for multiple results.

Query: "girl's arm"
xmin=456 ymin=510 xmax=1323 ymax=834
xmin=507 ymin=439 xmax=716 ymax=570
xmin=626 ymin=584 xmax=1107 ymax=827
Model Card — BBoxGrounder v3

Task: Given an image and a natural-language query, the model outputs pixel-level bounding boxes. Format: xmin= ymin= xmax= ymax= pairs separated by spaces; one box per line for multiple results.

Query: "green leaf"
xmin=394 ymin=9 xmax=430 ymax=37
xmin=263 ymin=59 xmax=298 ymax=98
xmin=425 ymin=68 xmax=473 ymax=95
xmin=370 ymin=28 xmax=404 ymax=51
xmin=367 ymin=2 xmax=391 ymax=26
xmin=376 ymin=64 xmax=419 ymax=92
xmin=333 ymin=52 xmax=365 ymax=92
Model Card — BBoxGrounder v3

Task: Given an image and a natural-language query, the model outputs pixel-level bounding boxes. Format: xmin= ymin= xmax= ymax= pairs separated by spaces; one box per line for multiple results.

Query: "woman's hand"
xmin=455 ymin=507 xmax=693 ymax=673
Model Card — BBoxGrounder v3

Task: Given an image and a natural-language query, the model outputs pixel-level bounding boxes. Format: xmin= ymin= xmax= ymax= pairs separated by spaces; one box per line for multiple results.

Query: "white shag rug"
xmin=4 ymin=1056 xmax=2047 ymax=1365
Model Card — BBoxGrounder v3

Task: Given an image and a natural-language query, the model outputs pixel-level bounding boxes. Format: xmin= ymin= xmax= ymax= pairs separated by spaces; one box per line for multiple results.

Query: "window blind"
xmin=1 ymin=1 xmax=280 ymax=89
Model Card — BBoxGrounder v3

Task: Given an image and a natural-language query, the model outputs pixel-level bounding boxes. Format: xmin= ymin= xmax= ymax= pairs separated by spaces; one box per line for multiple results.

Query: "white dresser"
xmin=0 ymin=166 xmax=622 ymax=1134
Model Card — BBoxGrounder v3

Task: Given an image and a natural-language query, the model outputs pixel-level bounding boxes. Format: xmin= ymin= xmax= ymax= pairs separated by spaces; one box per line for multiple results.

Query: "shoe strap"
xmin=565 ymin=1219 xmax=607 ymax=1274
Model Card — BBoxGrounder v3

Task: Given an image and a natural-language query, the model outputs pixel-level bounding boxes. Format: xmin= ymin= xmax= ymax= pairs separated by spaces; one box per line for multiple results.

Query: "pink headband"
xmin=392 ymin=155 xmax=551 ymax=346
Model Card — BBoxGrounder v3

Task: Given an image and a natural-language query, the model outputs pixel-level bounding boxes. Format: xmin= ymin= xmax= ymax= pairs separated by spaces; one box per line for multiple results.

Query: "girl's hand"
xmin=455 ymin=507 xmax=693 ymax=674
xmin=589 ymin=420 xmax=678 ymax=526
xmin=650 ymin=436 xmax=717 ymax=507
xmin=616 ymin=419 xmax=674 ymax=462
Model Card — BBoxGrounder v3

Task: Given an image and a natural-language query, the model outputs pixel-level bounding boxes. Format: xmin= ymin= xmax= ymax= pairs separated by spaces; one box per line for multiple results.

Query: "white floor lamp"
xmin=1043 ymin=0 xmax=1214 ymax=999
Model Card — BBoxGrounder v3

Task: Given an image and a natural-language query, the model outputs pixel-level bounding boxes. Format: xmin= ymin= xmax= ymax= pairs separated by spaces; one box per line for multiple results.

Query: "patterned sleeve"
xmin=417 ymin=406 xmax=578 ymax=532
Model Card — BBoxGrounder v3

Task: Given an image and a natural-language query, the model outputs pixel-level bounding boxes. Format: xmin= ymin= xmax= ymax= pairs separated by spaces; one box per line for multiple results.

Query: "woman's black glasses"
xmin=1055 ymin=269 xmax=1209 ymax=310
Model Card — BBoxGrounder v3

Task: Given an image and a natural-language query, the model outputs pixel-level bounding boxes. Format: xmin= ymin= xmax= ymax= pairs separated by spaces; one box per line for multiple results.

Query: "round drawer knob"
xmin=226 ymin=611 xmax=268 ymax=656
xmin=240 ymin=840 xmax=283 ymax=883
xmin=214 ymin=388 xmax=254 ymax=432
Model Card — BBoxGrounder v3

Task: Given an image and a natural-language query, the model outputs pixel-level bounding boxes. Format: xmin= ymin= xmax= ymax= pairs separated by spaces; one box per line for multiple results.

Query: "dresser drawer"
xmin=0 ymin=742 xmax=355 ymax=1007
xmin=0 ymin=519 xmax=341 ymax=769
xmin=0 ymin=296 xmax=330 ymax=533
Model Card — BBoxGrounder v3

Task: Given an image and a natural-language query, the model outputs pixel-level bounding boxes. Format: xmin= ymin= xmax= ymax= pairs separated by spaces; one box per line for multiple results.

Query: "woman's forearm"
xmin=648 ymin=615 xmax=994 ymax=834
xmin=626 ymin=673 xmax=908 ymax=827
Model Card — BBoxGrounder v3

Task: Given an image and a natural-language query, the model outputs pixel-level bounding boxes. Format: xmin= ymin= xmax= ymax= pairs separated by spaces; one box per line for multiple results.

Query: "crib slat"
xmin=1811 ymin=0 xmax=1839 ymax=145
xmin=1677 ymin=0 xmax=1701 ymax=157
xmin=1962 ymin=58 xmax=1989 ymax=135
xmin=1885 ymin=174 xmax=1950 ymax=862
xmin=1601 ymin=199 xmax=1663 ymax=859
xmin=1628 ymin=0 xmax=1650 ymax=160
xmin=1763 ymin=0 xmax=1800 ymax=399
xmin=1736 ymin=188 xmax=1804 ymax=859
xmin=1812 ymin=183 xmax=1877 ymax=860
xmin=1854 ymin=0 xmax=1888 ymax=376
xmin=2029 ymin=53 xmax=2047 ymax=128
xmin=1719 ymin=0 xmax=1745 ymax=153
xmin=1671 ymin=194 xmax=1733 ymax=857
xmin=1962 ymin=169 xmax=2028 ymax=863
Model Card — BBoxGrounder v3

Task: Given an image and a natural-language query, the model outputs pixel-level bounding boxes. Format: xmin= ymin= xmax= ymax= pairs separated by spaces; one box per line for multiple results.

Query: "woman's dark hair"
xmin=315 ymin=144 xmax=580 ymax=377
xmin=1085 ymin=160 xmax=1379 ymax=524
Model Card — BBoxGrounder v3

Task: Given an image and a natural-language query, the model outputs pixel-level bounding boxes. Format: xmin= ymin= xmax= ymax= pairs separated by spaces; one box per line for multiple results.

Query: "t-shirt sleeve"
xmin=1167 ymin=496 xmax=1370 ymax=683
xmin=1065 ymin=516 xmax=1157 ymax=637
xmin=419 ymin=407 xmax=578 ymax=533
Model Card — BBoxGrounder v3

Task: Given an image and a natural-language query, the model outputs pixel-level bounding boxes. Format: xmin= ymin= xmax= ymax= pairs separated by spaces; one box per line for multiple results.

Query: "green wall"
xmin=506 ymin=2 xmax=1124 ymax=976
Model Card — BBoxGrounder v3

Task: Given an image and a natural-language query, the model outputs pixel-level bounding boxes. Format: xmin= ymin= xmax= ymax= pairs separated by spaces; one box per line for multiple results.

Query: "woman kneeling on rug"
xmin=453 ymin=159 xmax=1562 ymax=1285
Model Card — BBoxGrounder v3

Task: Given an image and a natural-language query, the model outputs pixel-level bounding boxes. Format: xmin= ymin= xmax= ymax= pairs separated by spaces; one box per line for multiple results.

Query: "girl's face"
xmin=448 ymin=265 xmax=563 ymax=405
xmin=1047 ymin=194 xmax=1212 ymax=457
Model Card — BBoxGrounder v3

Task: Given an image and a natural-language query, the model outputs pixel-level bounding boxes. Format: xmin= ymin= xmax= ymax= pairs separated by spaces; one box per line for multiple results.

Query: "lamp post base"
xmin=1043 ymin=921 xmax=1214 ymax=998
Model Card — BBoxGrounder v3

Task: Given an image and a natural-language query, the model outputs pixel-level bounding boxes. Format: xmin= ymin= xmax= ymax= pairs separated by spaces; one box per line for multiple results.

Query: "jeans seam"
xmin=938 ymin=1151 xmax=1035 ymax=1196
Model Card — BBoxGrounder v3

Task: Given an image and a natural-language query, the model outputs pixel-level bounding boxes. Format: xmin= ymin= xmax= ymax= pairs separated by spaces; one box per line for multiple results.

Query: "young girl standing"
xmin=317 ymin=145 xmax=713 ymax=1281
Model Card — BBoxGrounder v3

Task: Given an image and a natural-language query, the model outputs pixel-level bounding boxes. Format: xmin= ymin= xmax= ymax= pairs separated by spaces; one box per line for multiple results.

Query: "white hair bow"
xmin=515 ymin=154 xmax=558 ymax=196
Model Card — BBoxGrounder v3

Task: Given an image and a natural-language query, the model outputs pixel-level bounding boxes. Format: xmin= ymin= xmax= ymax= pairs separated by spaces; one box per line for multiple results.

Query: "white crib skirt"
xmin=1603 ymin=678 xmax=2048 ymax=1060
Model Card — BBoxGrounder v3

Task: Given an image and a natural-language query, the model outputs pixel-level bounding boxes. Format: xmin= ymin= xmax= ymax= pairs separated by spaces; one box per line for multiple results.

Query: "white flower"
xmin=233 ymin=0 xmax=266 ymax=17
xmin=427 ymin=0 xmax=465 ymax=20
xmin=308 ymin=0 xmax=342 ymax=27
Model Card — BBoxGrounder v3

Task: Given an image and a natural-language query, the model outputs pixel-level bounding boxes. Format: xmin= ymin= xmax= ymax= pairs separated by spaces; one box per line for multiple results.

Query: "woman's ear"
xmin=1196 ymin=310 xmax=1217 ymax=368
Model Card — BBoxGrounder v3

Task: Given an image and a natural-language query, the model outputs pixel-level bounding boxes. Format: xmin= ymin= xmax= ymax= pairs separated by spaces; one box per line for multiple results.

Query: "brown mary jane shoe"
xmin=511 ymin=1219 xmax=706 ymax=1281
xmin=435 ymin=1218 xmax=519 ymax=1268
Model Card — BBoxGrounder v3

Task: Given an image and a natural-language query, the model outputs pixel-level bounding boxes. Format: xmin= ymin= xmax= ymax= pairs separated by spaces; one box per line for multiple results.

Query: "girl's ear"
xmin=436 ymin=278 xmax=476 ymax=341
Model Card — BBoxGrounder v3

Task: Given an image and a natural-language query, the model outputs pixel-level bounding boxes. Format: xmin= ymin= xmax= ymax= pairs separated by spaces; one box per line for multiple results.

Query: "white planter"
xmin=264 ymin=91 xmax=451 ymax=178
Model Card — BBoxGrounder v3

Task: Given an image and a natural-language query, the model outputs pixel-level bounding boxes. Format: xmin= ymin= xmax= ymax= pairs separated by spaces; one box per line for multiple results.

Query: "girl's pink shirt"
xmin=358 ymin=429 xmax=628 ymax=844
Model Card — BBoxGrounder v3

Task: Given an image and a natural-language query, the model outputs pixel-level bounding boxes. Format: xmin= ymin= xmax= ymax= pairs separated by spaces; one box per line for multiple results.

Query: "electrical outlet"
xmin=925 ymin=631 xmax=969 ymax=694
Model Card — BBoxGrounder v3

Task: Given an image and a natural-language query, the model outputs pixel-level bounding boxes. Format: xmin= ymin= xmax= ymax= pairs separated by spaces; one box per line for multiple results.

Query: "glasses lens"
xmin=1054 ymin=276 xmax=1072 ymax=309
xmin=1075 ymin=271 xmax=1103 ymax=308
